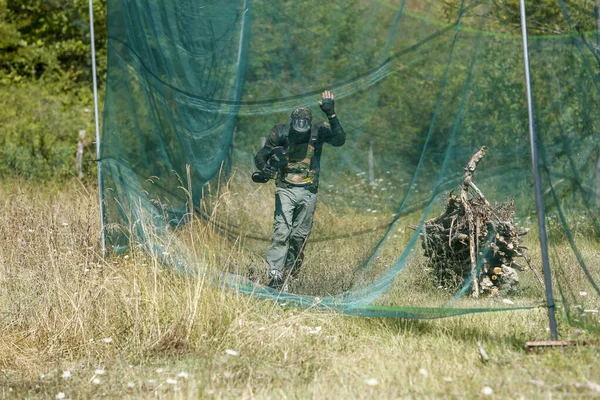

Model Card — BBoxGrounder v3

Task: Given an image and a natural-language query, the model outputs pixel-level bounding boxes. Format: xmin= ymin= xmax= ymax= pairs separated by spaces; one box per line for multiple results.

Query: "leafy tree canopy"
xmin=0 ymin=0 xmax=107 ymax=85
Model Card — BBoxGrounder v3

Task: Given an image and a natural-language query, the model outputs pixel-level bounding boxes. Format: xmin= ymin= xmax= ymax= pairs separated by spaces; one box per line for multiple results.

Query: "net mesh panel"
xmin=102 ymin=0 xmax=600 ymax=324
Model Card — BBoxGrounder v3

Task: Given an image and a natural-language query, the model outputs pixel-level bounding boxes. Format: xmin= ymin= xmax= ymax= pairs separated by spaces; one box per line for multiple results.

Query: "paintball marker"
xmin=252 ymin=146 xmax=287 ymax=183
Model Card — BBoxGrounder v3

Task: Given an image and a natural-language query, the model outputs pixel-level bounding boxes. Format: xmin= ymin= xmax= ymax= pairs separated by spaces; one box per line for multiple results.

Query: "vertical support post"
xmin=88 ymin=0 xmax=106 ymax=258
xmin=595 ymin=0 xmax=600 ymax=48
xmin=519 ymin=0 xmax=558 ymax=340
xmin=77 ymin=130 xmax=85 ymax=179
xmin=594 ymin=0 xmax=600 ymax=207
xmin=368 ymin=140 xmax=375 ymax=185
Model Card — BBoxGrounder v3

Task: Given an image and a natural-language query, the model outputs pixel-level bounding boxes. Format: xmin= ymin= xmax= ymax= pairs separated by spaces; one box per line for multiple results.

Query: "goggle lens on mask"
xmin=292 ymin=118 xmax=310 ymax=132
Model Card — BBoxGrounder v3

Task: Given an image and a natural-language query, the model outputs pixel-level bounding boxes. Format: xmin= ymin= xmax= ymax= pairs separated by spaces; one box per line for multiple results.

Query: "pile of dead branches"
xmin=420 ymin=146 xmax=543 ymax=297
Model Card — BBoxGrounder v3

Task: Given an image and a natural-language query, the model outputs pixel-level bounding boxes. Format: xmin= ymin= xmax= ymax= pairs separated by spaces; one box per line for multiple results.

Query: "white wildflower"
xmin=177 ymin=372 xmax=189 ymax=379
xmin=56 ymin=392 xmax=66 ymax=399
xmin=308 ymin=326 xmax=322 ymax=335
xmin=503 ymin=298 xmax=514 ymax=305
xmin=166 ymin=378 xmax=177 ymax=385
xmin=482 ymin=386 xmax=493 ymax=396
xmin=580 ymin=291 xmax=588 ymax=296
xmin=127 ymin=382 xmax=135 ymax=388
xmin=225 ymin=349 xmax=239 ymax=357
xmin=418 ymin=368 xmax=429 ymax=377
xmin=92 ymin=378 xmax=101 ymax=385
xmin=61 ymin=370 xmax=71 ymax=379
xmin=365 ymin=378 xmax=379 ymax=386
xmin=102 ymin=337 xmax=113 ymax=343
xmin=443 ymin=377 xmax=453 ymax=382
xmin=94 ymin=369 xmax=105 ymax=375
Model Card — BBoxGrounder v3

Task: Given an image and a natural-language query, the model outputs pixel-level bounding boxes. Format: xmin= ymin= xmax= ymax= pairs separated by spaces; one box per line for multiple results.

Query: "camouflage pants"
xmin=266 ymin=186 xmax=318 ymax=277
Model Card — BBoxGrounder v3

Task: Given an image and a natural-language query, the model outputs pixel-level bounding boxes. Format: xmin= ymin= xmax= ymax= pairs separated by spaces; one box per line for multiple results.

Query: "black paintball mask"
xmin=290 ymin=107 xmax=312 ymax=133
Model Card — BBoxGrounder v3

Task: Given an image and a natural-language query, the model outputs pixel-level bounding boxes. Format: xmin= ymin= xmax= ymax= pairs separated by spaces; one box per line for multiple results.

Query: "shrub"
xmin=0 ymin=78 xmax=99 ymax=181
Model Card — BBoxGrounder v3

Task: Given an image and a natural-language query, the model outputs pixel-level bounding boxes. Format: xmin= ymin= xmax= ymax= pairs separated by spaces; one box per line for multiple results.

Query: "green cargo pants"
xmin=266 ymin=186 xmax=318 ymax=277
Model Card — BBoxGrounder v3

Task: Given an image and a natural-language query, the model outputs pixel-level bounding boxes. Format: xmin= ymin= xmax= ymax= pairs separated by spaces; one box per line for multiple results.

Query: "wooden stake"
xmin=77 ymin=130 xmax=85 ymax=179
xmin=525 ymin=340 xmax=597 ymax=352
xmin=368 ymin=140 xmax=375 ymax=185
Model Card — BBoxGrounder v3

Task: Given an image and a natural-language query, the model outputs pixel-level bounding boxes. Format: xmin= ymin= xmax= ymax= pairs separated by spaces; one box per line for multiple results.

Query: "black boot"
xmin=267 ymin=270 xmax=285 ymax=291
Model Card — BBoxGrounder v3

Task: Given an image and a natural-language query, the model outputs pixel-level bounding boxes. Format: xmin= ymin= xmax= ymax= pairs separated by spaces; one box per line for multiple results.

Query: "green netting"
xmin=100 ymin=0 xmax=600 ymax=327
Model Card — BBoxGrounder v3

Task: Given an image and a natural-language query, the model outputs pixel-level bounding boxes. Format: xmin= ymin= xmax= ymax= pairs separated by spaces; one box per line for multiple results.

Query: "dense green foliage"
xmin=442 ymin=0 xmax=599 ymax=34
xmin=0 ymin=0 xmax=106 ymax=83
xmin=1 ymin=0 xmax=599 ymax=188
xmin=0 ymin=0 xmax=106 ymax=180
xmin=0 ymin=80 xmax=97 ymax=180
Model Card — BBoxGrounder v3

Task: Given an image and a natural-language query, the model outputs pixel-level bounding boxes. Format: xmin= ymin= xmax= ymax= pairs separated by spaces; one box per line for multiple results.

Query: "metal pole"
xmin=519 ymin=0 xmax=558 ymax=340
xmin=88 ymin=0 xmax=106 ymax=258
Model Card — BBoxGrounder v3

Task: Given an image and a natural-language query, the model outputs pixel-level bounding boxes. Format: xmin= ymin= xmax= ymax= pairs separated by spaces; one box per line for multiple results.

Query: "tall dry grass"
xmin=1 ymin=180 xmax=599 ymax=399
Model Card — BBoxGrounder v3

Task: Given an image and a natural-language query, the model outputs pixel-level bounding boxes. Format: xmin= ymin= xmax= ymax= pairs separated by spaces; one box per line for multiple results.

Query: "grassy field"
xmin=1 ymin=181 xmax=599 ymax=399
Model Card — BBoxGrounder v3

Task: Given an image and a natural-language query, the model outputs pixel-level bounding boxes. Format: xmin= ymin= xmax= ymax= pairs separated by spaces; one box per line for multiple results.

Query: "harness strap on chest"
xmin=280 ymin=124 xmax=320 ymax=186
xmin=309 ymin=124 xmax=319 ymax=146
xmin=282 ymin=124 xmax=319 ymax=143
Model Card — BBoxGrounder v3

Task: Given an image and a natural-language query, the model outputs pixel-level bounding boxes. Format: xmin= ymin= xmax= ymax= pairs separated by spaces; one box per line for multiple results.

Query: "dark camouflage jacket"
xmin=254 ymin=116 xmax=346 ymax=191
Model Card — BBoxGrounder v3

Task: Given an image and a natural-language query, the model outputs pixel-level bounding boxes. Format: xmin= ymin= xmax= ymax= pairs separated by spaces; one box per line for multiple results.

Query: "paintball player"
xmin=253 ymin=90 xmax=346 ymax=290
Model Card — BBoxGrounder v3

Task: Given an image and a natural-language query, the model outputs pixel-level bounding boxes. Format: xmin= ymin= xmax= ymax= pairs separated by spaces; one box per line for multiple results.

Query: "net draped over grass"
xmin=100 ymin=0 xmax=600 ymax=326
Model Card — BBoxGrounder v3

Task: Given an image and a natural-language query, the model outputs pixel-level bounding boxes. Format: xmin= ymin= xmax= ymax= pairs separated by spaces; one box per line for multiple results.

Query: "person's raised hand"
xmin=319 ymin=90 xmax=335 ymax=118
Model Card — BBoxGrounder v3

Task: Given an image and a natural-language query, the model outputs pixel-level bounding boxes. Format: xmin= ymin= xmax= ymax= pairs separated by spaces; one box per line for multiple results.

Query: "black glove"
xmin=262 ymin=164 xmax=277 ymax=178
xmin=319 ymin=98 xmax=335 ymax=118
